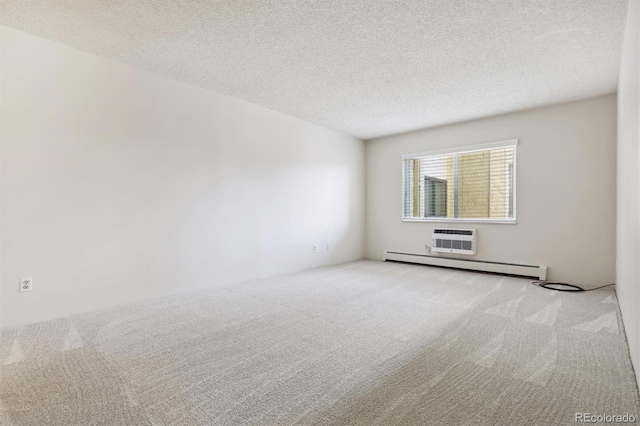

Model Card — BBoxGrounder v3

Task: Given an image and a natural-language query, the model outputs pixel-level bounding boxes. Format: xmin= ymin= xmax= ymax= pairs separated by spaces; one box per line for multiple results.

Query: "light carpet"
xmin=0 ymin=260 xmax=638 ymax=425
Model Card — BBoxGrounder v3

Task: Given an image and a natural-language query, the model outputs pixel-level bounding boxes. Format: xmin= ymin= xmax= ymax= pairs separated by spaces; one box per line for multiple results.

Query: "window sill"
xmin=402 ymin=218 xmax=517 ymax=225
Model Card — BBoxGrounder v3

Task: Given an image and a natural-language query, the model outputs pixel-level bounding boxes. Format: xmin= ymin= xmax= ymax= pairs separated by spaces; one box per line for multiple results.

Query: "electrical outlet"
xmin=425 ymin=245 xmax=431 ymax=253
xmin=20 ymin=277 xmax=33 ymax=292
xmin=313 ymin=245 xmax=317 ymax=253
xmin=326 ymin=243 xmax=330 ymax=251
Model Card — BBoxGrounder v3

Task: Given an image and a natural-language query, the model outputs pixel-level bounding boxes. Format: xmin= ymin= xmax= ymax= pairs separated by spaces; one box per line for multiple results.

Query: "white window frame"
xmin=402 ymin=139 xmax=518 ymax=224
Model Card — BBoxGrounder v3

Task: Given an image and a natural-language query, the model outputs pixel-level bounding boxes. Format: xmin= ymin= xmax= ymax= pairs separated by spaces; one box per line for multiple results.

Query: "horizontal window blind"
xmin=402 ymin=142 xmax=516 ymax=221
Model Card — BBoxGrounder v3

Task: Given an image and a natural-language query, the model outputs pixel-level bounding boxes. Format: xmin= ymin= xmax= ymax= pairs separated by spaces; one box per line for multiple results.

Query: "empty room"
xmin=1 ymin=1 xmax=639 ymax=425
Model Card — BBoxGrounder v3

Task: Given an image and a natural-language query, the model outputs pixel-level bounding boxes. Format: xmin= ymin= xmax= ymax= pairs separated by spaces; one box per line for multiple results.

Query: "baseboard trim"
xmin=382 ymin=251 xmax=547 ymax=280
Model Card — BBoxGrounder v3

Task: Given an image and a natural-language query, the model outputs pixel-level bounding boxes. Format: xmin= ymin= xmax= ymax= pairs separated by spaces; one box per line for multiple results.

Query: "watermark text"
xmin=575 ymin=413 xmax=636 ymax=423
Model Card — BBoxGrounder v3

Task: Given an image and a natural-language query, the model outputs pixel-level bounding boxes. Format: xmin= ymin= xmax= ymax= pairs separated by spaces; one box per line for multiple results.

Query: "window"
xmin=402 ymin=140 xmax=517 ymax=222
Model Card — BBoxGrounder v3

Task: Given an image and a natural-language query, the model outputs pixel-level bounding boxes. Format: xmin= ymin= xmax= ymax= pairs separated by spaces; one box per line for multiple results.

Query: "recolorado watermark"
xmin=575 ymin=413 xmax=636 ymax=423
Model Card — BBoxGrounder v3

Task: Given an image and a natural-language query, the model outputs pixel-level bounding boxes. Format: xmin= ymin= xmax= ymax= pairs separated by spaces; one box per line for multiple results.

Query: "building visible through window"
xmin=402 ymin=141 xmax=516 ymax=221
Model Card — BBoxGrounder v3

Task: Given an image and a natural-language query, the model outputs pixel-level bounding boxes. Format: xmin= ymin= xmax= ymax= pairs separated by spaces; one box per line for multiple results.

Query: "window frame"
xmin=401 ymin=139 xmax=518 ymax=224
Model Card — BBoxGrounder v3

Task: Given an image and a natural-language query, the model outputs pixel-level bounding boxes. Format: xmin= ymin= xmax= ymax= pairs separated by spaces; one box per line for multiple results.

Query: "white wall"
xmin=617 ymin=0 xmax=640 ymax=382
xmin=366 ymin=95 xmax=617 ymax=287
xmin=0 ymin=26 xmax=365 ymax=328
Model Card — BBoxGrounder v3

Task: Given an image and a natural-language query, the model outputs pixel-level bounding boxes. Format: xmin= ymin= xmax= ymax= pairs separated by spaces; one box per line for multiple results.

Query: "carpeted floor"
xmin=0 ymin=260 xmax=638 ymax=425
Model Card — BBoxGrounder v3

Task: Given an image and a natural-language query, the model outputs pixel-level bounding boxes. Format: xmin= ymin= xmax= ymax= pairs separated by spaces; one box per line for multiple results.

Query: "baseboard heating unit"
xmin=383 ymin=251 xmax=547 ymax=280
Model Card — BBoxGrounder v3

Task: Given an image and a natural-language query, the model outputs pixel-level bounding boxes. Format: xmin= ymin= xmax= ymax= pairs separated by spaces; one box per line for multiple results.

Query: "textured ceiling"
xmin=0 ymin=1 xmax=629 ymax=139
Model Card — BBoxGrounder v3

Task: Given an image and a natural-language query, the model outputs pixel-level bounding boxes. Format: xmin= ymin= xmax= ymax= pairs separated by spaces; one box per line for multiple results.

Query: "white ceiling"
xmin=0 ymin=1 xmax=629 ymax=139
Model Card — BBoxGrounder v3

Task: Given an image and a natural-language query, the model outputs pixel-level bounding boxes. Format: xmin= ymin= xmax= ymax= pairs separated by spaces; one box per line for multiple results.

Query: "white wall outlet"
xmin=425 ymin=245 xmax=431 ymax=253
xmin=326 ymin=243 xmax=330 ymax=251
xmin=20 ymin=277 xmax=33 ymax=292
xmin=313 ymin=245 xmax=317 ymax=253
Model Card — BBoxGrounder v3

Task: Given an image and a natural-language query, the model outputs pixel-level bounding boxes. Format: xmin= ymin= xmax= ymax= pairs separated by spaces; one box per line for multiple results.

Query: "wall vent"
xmin=432 ymin=228 xmax=476 ymax=255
